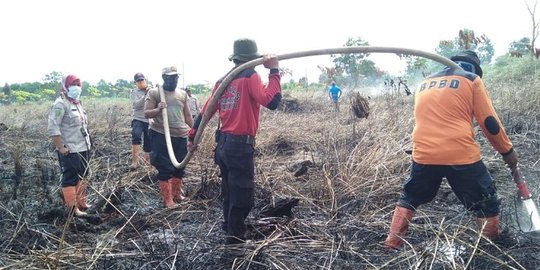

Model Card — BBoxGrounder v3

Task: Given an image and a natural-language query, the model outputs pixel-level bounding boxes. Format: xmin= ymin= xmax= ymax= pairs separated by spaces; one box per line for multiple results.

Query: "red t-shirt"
xmin=190 ymin=68 xmax=281 ymax=138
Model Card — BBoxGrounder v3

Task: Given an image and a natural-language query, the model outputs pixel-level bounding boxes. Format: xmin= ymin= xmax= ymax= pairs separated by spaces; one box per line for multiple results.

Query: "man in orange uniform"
xmin=385 ymin=50 xmax=519 ymax=249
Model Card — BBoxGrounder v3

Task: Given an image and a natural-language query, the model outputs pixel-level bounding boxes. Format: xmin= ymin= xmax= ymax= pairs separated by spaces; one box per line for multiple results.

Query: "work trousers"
xmin=59 ymin=151 xmax=90 ymax=187
xmin=131 ymin=119 xmax=151 ymax=152
xmin=215 ymin=132 xmax=256 ymax=244
xmin=398 ymin=160 xmax=500 ymax=218
xmin=149 ymin=129 xmax=187 ymax=181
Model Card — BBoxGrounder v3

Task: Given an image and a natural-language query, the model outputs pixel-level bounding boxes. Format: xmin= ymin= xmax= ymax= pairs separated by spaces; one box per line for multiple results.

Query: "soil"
xmin=0 ymin=96 xmax=539 ymax=270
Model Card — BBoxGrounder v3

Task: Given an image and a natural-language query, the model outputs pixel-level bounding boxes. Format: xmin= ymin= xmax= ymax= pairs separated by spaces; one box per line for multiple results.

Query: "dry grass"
xmin=0 ymin=85 xmax=539 ymax=269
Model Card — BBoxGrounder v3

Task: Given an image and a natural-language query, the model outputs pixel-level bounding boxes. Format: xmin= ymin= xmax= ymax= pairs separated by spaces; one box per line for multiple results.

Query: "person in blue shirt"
xmin=328 ymin=82 xmax=342 ymax=112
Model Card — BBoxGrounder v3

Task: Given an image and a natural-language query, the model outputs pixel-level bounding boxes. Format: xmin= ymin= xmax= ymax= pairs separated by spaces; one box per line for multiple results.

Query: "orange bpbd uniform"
xmin=412 ymin=69 xmax=513 ymax=165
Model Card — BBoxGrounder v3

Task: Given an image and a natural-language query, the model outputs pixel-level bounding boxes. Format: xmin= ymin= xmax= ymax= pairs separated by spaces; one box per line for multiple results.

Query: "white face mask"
xmin=67 ymin=85 xmax=82 ymax=100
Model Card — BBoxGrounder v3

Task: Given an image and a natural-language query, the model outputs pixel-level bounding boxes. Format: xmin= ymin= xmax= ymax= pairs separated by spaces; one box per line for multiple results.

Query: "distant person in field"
xmin=188 ymin=38 xmax=281 ymax=245
xmin=328 ymin=81 xmax=342 ymax=112
xmin=185 ymin=87 xmax=200 ymax=120
xmin=47 ymin=74 xmax=92 ymax=216
xmin=384 ymin=50 xmax=520 ymax=249
xmin=144 ymin=66 xmax=193 ymax=208
xmin=129 ymin=72 xmax=151 ymax=170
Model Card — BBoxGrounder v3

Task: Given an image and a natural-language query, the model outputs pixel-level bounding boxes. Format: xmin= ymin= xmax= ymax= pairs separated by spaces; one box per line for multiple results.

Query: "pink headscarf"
xmin=61 ymin=74 xmax=81 ymax=104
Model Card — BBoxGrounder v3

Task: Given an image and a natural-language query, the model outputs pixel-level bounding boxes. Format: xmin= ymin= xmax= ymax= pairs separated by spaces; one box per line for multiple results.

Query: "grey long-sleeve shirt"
xmin=47 ymin=97 xmax=91 ymax=153
xmin=131 ymin=88 xmax=149 ymax=122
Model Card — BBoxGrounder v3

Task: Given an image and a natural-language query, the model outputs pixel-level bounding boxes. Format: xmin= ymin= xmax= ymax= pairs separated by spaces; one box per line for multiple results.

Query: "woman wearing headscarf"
xmin=47 ymin=74 xmax=92 ymax=216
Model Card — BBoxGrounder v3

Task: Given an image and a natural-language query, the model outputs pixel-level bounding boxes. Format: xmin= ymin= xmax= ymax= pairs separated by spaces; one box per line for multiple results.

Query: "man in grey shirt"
xmin=185 ymin=88 xmax=200 ymax=119
xmin=130 ymin=72 xmax=151 ymax=170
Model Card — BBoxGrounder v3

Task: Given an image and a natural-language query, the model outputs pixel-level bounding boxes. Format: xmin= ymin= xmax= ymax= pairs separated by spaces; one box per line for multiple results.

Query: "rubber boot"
xmin=76 ymin=180 xmax=92 ymax=210
xmin=143 ymin=152 xmax=151 ymax=166
xmin=476 ymin=215 xmax=499 ymax=240
xmin=170 ymin=177 xmax=186 ymax=202
xmin=62 ymin=186 xmax=87 ymax=216
xmin=384 ymin=206 xmax=415 ymax=249
xmin=130 ymin=145 xmax=141 ymax=170
xmin=159 ymin=180 xmax=177 ymax=208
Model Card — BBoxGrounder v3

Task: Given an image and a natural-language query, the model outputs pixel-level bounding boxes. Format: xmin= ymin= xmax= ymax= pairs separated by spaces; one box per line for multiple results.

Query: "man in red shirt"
xmin=188 ymin=38 xmax=281 ymax=244
xmin=384 ymin=50 xmax=519 ymax=249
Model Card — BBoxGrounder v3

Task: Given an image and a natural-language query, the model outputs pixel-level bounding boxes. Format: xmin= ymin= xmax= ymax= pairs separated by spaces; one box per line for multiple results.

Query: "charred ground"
xmin=0 ymin=89 xmax=539 ymax=270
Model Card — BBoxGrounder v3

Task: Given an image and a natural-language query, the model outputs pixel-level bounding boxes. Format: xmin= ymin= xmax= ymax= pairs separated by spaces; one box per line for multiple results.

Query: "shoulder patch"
xmin=54 ymin=108 xmax=63 ymax=117
xmin=484 ymin=116 xmax=500 ymax=135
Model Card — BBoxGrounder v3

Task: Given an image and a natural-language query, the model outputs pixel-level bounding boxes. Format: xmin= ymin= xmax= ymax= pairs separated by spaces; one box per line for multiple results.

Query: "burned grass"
xmin=0 ymin=89 xmax=539 ymax=269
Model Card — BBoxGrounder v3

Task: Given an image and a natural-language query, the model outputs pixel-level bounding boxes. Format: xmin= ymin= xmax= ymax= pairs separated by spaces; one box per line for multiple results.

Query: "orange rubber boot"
xmin=159 ymin=180 xmax=177 ymax=208
xmin=62 ymin=186 xmax=87 ymax=216
xmin=143 ymin=152 xmax=151 ymax=166
xmin=384 ymin=206 xmax=415 ymax=249
xmin=76 ymin=181 xmax=92 ymax=210
xmin=170 ymin=177 xmax=186 ymax=202
xmin=476 ymin=216 xmax=500 ymax=240
xmin=130 ymin=145 xmax=141 ymax=170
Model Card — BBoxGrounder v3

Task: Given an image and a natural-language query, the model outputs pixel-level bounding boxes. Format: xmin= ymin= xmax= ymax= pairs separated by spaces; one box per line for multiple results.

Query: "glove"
xmin=188 ymin=128 xmax=197 ymax=143
xmin=262 ymin=54 xmax=279 ymax=69
xmin=502 ymin=149 xmax=518 ymax=172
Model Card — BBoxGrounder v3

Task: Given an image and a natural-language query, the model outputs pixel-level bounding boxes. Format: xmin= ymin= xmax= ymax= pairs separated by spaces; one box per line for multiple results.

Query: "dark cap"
xmin=134 ymin=72 xmax=145 ymax=81
xmin=228 ymin=38 xmax=262 ymax=62
xmin=450 ymin=50 xmax=483 ymax=78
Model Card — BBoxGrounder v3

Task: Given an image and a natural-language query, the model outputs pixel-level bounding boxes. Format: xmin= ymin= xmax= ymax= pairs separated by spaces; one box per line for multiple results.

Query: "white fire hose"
xmin=158 ymin=46 xmax=461 ymax=168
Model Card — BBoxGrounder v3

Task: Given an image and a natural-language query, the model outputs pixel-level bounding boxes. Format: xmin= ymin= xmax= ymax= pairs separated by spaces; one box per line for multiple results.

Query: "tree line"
xmin=1 ymin=28 xmax=539 ymax=104
xmin=0 ymin=71 xmax=211 ymax=104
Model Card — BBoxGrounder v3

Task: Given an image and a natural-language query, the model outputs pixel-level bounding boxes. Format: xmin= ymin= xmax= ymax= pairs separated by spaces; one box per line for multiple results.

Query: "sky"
xmin=0 ymin=0 xmax=535 ymax=87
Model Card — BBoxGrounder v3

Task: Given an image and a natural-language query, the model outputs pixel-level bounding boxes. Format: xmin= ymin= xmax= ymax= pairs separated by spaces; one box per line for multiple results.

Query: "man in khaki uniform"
xmin=129 ymin=72 xmax=151 ymax=169
xmin=144 ymin=66 xmax=193 ymax=208
xmin=185 ymin=88 xmax=200 ymax=120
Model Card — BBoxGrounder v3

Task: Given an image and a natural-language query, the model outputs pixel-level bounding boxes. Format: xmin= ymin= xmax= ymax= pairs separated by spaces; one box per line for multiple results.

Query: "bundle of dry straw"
xmin=349 ymin=92 xmax=370 ymax=119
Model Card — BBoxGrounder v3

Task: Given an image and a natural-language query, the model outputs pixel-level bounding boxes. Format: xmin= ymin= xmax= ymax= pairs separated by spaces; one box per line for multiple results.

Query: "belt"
xmin=221 ymin=132 xmax=256 ymax=145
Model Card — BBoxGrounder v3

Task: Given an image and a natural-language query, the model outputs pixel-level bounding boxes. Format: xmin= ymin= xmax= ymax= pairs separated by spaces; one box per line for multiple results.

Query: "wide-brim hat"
xmin=450 ymin=50 xmax=483 ymax=78
xmin=228 ymin=38 xmax=262 ymax=62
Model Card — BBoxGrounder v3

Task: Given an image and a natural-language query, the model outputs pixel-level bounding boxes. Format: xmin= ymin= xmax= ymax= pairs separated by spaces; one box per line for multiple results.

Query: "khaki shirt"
xmin=130 ymin=87 xmax=149 ymax=122
xmin=47 ymin=97 xmax=92 ymax=153
xmin=187 ymin=95 xmax=200 ymax=117
xmin=146 ymin=88 xmax=190 ymax=137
